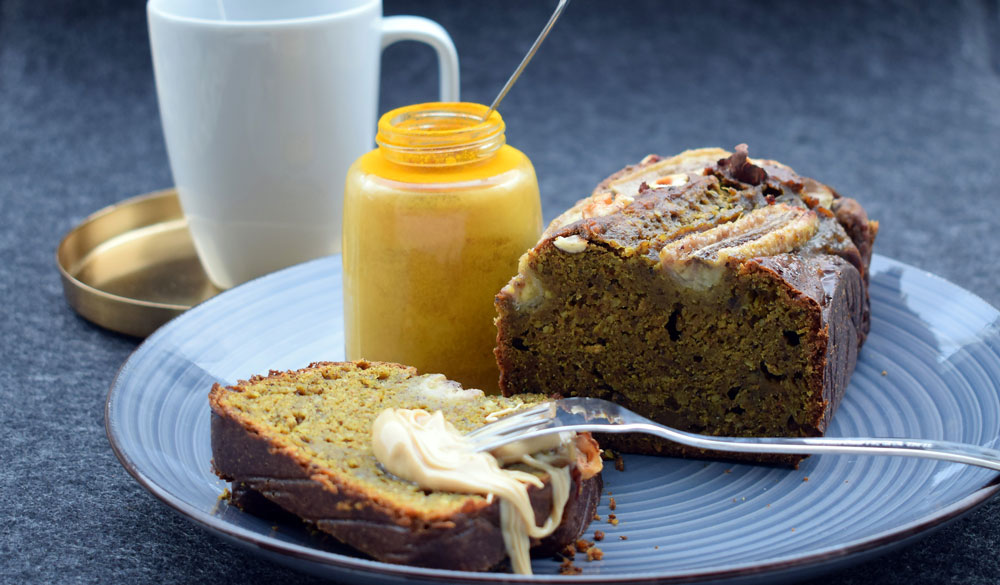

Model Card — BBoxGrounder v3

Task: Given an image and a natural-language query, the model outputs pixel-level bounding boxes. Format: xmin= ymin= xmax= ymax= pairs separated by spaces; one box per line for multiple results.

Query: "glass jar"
xmin=343 ymin=102 xmax=542 ymax=393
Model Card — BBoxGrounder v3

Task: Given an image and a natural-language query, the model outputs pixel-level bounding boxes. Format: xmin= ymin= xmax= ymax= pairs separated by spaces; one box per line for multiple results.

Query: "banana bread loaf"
xmin=494 ymin=146 xmax=877 ymax=465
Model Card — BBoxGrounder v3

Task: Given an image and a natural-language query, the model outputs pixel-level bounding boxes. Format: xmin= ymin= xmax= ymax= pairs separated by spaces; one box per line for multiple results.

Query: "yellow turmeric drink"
xmin=343 ymin=102 xmax=541 ymax=393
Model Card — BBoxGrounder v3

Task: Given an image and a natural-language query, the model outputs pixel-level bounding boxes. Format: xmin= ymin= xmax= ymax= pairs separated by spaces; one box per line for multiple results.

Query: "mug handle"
xmin=381 ymin=16 xmax=460 ymax=102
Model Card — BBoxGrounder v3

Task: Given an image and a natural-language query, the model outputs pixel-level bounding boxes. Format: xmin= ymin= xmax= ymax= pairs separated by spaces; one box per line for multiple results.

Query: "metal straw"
xmin=482 ymin=0 xmax=571 ymax=120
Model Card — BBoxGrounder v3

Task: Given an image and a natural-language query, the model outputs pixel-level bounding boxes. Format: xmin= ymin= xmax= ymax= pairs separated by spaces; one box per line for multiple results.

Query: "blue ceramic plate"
xmin=106 ymin=255 xmax=1000 ymax=584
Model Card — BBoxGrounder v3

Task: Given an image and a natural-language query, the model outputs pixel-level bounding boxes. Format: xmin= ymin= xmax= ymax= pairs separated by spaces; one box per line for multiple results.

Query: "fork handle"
xmin=623 ymin=422 xmax=1000 ymax=471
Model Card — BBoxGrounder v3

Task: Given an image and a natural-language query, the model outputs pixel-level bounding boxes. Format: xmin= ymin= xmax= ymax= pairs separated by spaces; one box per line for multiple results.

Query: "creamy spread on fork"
xmin=371 ymin=408 xmax=572 ymax=574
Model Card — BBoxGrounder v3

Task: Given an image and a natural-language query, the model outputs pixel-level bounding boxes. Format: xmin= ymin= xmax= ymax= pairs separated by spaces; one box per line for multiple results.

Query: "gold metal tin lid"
xmin=56 ymin=189 xmax=222 ymax=338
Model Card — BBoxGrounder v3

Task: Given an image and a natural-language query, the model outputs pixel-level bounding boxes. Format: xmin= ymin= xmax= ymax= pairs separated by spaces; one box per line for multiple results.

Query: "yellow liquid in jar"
xmin=343 ymin=145 xmax=541 ymax=393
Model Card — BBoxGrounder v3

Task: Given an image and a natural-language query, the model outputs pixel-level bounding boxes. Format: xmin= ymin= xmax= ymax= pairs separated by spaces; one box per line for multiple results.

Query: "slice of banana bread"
xmin=495 ymin=146 xmax=877 ymax=465
xmin=209 ymin=360 xmax=602 ymax=572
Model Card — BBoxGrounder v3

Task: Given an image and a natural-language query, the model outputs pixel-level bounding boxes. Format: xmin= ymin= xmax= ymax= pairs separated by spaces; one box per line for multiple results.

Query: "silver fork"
xmin=465 ymin=397 xmax=1000 ymax=471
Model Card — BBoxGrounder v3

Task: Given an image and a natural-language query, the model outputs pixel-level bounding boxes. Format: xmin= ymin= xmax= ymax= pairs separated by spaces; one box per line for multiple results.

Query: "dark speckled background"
xmin=2 ymin=0 xmax=999 ymax=583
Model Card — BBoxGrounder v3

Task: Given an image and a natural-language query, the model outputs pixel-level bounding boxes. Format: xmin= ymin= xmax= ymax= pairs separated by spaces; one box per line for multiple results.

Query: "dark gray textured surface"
xmin=1 ymin=0 xmax=998 ymax=583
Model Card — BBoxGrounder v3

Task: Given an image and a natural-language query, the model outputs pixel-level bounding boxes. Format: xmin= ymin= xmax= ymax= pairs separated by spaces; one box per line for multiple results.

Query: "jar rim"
xmin=376 ymin=102 xmax=506 ymax=166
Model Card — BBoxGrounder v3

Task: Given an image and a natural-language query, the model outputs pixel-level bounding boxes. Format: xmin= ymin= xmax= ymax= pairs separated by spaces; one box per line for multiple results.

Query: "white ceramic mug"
xmin=147 ymin=0 xmax=460 ymax=289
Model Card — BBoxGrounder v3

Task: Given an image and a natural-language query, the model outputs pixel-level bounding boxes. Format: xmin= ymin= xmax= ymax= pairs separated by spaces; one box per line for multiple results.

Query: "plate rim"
xmin=105 ymin=253 xmax=1000 ymax=583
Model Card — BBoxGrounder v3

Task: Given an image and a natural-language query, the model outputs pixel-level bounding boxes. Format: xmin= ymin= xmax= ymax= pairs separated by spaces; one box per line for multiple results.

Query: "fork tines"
xmin=464 ymin=402 xmax=558 ymax=443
